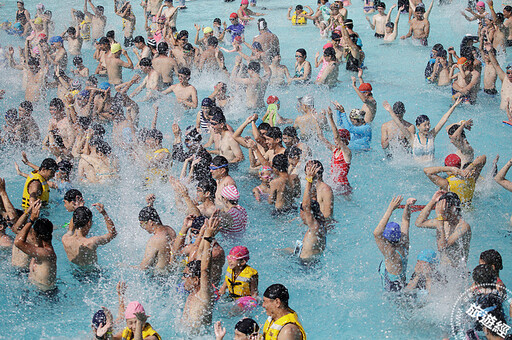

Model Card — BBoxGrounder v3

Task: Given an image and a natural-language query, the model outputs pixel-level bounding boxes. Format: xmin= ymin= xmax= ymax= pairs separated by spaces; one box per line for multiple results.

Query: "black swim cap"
xmin=157 ymin=41 xmax=169 ymax=55
xmin=138 ymin=206 xmax=162 ymax=224
xmin=139 ymin=57 xmax=152 ymax=67
xmin=480 ymin=249 xmax=503 ymax=271
xmin=283 ymin=126 xmax=298 ymax=138
xmin=33 ymin=218 xmax=53 ymax=242
xmin=266 ymin=127 xmax=282 ymax=140
xmin=263 ymin=284 xmax=289 ymax=305
xmin=235 ymin=318 xmax=260 ymax=335
xmin=393 ymin=101 xmax=405 ymax=116
xmin=64 ymin=189 xmax=83 ymax=202
xmin=472 ymin=264 xmax=497 ymax=285
xmin=178 ymin=67 xmax=191 ymax=76
xmin=40 ymin=158 xmax=58 ymax=172
xmin=272 ymin=154 xmax=288 ymax=173
xmin=191 ymin=216 xmax=207 ymax=230
xmin=73 ymin=206 xmax=93 ymax=229
xmin=187 ymin=260 xmax=201 ymax=277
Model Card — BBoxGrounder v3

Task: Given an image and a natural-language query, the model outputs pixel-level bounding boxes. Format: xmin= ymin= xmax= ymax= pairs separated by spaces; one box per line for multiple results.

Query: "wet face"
xmin=40 ymin=168 xmax=56 ymax=180
xmin=178 ymin=73 xmax=189 ymax=84
xmin=17 ymin=2 xmax=24 ymax=10
xmin=282 ymin=135 xmax=294 ymax=148
xmin=416 ymin=12 xmax=424 ymax=20
xmin=259 ymin=170 xmax=272 ymax=183
xmin=265 ymin=136 xmax=278 ymax=148
xmin=196 ymin=187 xmax=206 ymax=202
xmin=506 ymin=68 xmax=512 ymax=82
xmin=417 ymin=120 xmax=430 ymax=133
xmin=63 ymin=199 xmax=74 ymax=212
xmin=18 ymin=106 xmax=31 ymax=118
xmin=145 ymin=137 xmax=158 ymax=149
xmin=262 ymin=297 xmax=278 ymax=316
xmin=227 ymin=256 xmax=244 ymax=270
xmin=385 ymin=25 xmax=393 ymax=34
xmin=182 ymin=267 xmax=198 ymax=291
xmin=141 ymin=65 xmax=151 ymax=74
xmin=126 ymin=318 xmax=137 ymax=333
xmin=377 ymin=6 xmax=385 ymax=14
xmin=288 ymin=156 xmax=299 ymax=168
xmin=202 ymin=106 xmax=211 ymax=116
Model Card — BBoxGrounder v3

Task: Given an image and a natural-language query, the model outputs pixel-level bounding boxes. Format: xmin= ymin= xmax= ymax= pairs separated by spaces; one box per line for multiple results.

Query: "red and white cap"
xmin=228 ymin=246 xmax=250 ymax=260
xmin=221 ymin=185 xmax=240 ymax=201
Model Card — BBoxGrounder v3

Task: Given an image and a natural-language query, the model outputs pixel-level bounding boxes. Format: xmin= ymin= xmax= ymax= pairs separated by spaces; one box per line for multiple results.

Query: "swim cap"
xmin=201 ymin=97 xmax=214 ymax=107
xmin=417 ymin=249 xmax=438 ymax=264
xmin=34 ymin=17 xmax=43 ymax=25
xmin=138 ymin=206 xmax=162 ymax=224
xmin=49 ymin=36 xmax=63 ymax=44
xmin=358 ymin=83 xmax=372 ymax=92
xmin=241 ymin=0 xmax=249 ymax=4
xmin=267 ymin=95 xmax=279 ymax=104
xmin=147 ymin=39 xmax=157 ymax=48
xmin=230 ymin=13 xmax=238 ymax=19
xmin=79 ymin=90 xmax=90 ymax=98
xmin=203 ymin=26 xmax=213 ymax=34
xmin=259 ymin=165 xmax=273 ymax=174
xmin=235 ymin=317 xmax=259 ymax=334
xmin=264 ymin=284 xmax=289 ymax=304
xmin=110 ymin=43 xmax=122 ymax=54
xmin=383 ymin=222 xmax=401 ymax=243
xmin=444 ymin=154 xmax=461 ymax=168
xmin=92 ymin=309 xmax=106 ymax=328
xmin=234 ymin=36 xmax=243 ymax=42
xmin=457 ymin=57 xmax=468 ymax=65
xmin=98 ymin=82 xmax=111 ymax=90
xmin=349 ymin=108 xmax=365 ymax=120
xmin=191 ymin=216 xmax=206 ymax=230
xmin=228 ymin=246 xmax=250 ymax=260
xmin=323 ymin=42 xmax=334 ymax=49
xmin=298 ymin=94 xmax=314 ymax=107
xmin=252 ymin=41 xmax=263 ymax=51
xmin=38 ymin=33 xmax=47 ymax=40
xmin=476 ymin=1 xmax=485 ymax=7
xmin=338 ymin=128 xmax=350 ymax=142
xmin=221 ymin=185 xmax=240 ymax=201
xmin=124 ymin=301 xmax=147 ymax=320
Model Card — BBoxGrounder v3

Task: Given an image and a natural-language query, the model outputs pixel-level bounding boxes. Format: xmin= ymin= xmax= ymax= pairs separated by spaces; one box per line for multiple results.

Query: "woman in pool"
xmin=333 ymin=101 xmax=371 ymax=151
xmin=289 ymin=48 xmax=311 ymax=84
xmin=382 ymin=98 xmax=462 ymax=162
xmin=315 ymin=47 xmax=339 ymax=87
xmin=374 ymin=195 xmax=416 ymax=292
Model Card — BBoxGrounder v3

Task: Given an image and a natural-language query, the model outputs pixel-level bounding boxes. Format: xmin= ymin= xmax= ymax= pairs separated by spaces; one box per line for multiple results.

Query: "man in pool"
xmin=84 ymin=0 xmax=107 ymax=41
xmin=231 ymin=56 xmax=270 ymax=111
xmin=401 ymin=6 xmax=430 ymax=46
xmin=248 ymin=127 xmax=286 ymax=168
xmin=105 ymin=43 xmax=134 ymax=85
xmin=445 ymin=120 xmax=474 ymax=166
xmin=62 ymin=204 xmax=117 ymax=267
xmin=381 ymin=101 xmax=414 ymax=154
xmin=162 ymin=67 xmax=198 ymax=109
xmin=485 ymin=44 xmax=512 ymax=117
xmin=304 ymin=160 xmax=333 ymax=223
xmin=207 ymin=110 xmax=244 ymax=164
xmin=210 ymin=156 xmax=237 ymax=207
xmin=416 ymin=191 xmax=471 ymax=269
xmin=21 ymin=158 xmax=58 ymax=210
xmin=366 ymin=2 xmax=388 ymax=38
xmin=137 ymin=206 xmax=176 ymax=274
xmin=268 ymin=154 xmax=301 ymax=215
xmin=152 ymin=42 xmax=177 ymax=89
xmin=63 ymin=189 xmax=85 ymax=233
xmin=262 ymin=284 xmax=306 ymax=339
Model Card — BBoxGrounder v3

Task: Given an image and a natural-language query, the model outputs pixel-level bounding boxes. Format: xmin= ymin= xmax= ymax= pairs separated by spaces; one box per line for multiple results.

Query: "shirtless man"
xmin=162 ymin=67 xmax=198 ymax=109
xmin=14 ymin=200 xmax=57 ymax=291
xmin=282 ymin=126 xmax=311 ymax=159
xmin=142 ymin=0 xmax=163 ymax=20
xmin=18 ymin=101 xmax=41 ymax=144
xmin=105 ymin=43 xmax=134 ymax=85
xmin=138 ymin=206 xmax=176 ymax=274
xmin=293 ymin=95 xmax=325 ymax=141
xmin=381 ymin=101 xmax=415 ymax=153
xmin=114 ymin=1 xmax=136 ymax=47
xmin=416 ymin=190 xmax=471 ymax=269
xmin=181 ymin=214 xmax=221 ymax=333
xmin=198 ymin=37 xmax=225 ymax=72
xmin=305 ymin=160 xmax=333 ymax=223
xmin=502 ymin=5 xmax=512 ymax=46
xmin=8 ymin=50 xmax=47 ymax=102
xmin=170 ymin=178 xmax=217 ymax=217
xmin=130 ymin=58 xmax=160 ymax=101
xmin=157 ymin=0 xmax=179 ymax=33
xmin=486 ymin=43 xmax=512 ymax=113
xmin=352 ymin=71 xmax=377 ymax=123
xmin=231 ymin=56 xmax=270 ymax=110
xmin=84 ymin=0 xmax=107 ymax=41
xmin=48 ymin=98 xmax=74 ymax=149
xmin=62 ymin=204 xmax=117 ymax=267
xmin=253 ymin=19 xmax=280 ymax=63
xmin=249 ymin=127 xmax=286 ymax=169
xmin=62 ymin=26 xmax=82 ymax=56
xmin=207 ymin=111 xmax=244 ymax=164
xmin=133 ymin=36 xmax=153 ymax=65
xmin=94 ymin=37 xmax=110 ymax=76
xmin=152 ymin=42 xmax=178 ymax=87
xmin=401 ymin=6 xmax=430 ymax=46
xmin=209 ymin=156 xmax=237 ymax=207
xmin=366 ymin=2 xmax=387 ymax=38
xmin=268 ymin=154 xmax=301 ymax=215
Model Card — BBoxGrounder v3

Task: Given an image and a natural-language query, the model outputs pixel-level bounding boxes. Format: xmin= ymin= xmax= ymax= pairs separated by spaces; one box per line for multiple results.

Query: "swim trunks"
xmin=484 ymin=88 xmax=498 ymax=95
xmin=374 ymin=33 xmax=384 ymax=38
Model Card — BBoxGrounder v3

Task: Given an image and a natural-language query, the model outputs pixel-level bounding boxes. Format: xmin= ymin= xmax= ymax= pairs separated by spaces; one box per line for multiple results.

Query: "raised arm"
xmin=0 ymin=178 xmax=18 ymax=222
xmin=89 ymin=203 xmax=117 ymax=246
xmin=199 ymin=215 xmax=221 ymax=297
xmin=431 ymin=98 xmax=462 ymax=137
xmin=495 ymin=157 xmax=512 ymax=191
xmin=373 ymin=196 xmax=403 ymax=258
xmin=382 ymin=100 xmax=413 ymax=143
xmin=14 ymin=201 xmax=53 ymax=259
xmin=401 ymin=198 xmax=416 ymax=244
xmin=170 ymin=177 xmax=202 ymax=216
xmin=415 ymin=190 xmax=445 ymax=228
xmin=485 ymin=39 xmax=506 ymax=81
xmin=425 ymin=0 xmax=434 ymax=20
xmin=423 ymin=166 xmax=452 ymax=190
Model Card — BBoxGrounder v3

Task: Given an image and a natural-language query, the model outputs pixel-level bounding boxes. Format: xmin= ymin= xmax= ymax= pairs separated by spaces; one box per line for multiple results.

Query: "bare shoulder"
xmin=279 ymin=323 xmax=304 ymax=340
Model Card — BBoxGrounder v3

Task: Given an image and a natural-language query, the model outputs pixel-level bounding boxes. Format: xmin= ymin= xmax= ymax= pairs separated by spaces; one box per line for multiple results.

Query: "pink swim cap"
xmin=221 ymin=185 xmax=240 ymax=201
xmin=241 ymin=0 xmax=249 ymax=4
xmin=476 ymin=1 xmax=485 ymax=7
xmin=124 ymin=301 xmax=147 ymax=319
xmin=236 ymin=296 xmax=258 ymax=311
xmin=323 ymin=43 xmax=333 ymax=49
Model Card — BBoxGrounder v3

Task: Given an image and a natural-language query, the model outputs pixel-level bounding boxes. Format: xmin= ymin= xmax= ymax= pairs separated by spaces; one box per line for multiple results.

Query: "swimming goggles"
xmin=209 ymin=164 xmax=228 ymax=170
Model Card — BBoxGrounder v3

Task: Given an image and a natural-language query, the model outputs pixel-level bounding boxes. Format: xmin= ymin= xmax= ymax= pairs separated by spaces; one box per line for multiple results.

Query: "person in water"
xmin=20 ymin=158 xmax=58 ymax=210
xmin=214 ymin=318 xmax=260 ymax=340
xmin=374 ymin=195 xmax=415 ymax=292
xmin=218 ymin=245 xmax=258 ymax=302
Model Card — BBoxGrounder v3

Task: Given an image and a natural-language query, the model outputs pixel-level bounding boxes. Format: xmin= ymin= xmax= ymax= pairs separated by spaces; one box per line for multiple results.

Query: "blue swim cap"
xmin=417 ymin=249 xmax=438 ymax=264
xmin=91 ymin=309 xmax=106 ymax=328
xmin=13 ymin=22 xmax=23 ymax=29
xmin=98 ymin=82 xmax=111 ymax=90
xmin=49 ymin=36 xmax=63 ymax=44
xmin=356 ymin=38 xmax=363 ymax=47
xmin=78 ymin=90 xmax=90 ymax=98
xmin=383 ymin=222 xmax=401 ymax=243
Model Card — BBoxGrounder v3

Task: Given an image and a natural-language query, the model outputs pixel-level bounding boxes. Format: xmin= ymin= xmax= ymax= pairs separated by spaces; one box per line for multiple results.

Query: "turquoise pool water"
xmin=0 ymin=0 xmax=511 ymax=338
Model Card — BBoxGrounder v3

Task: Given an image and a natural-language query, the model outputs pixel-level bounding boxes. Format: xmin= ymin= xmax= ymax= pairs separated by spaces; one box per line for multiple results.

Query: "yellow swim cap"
xmin=110 ymin=43 xmax=122 ymax=54
xmin=34 ymin=17 xmax=43 ymax=25
xmin=203 ymin=27 xmax=213 ymax=34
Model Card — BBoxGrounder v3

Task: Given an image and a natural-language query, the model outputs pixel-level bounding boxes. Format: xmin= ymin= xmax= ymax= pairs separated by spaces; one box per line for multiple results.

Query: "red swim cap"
xmin=338 ymin=128 xmax=351 ymax=142
xmin=358 ymin=83 xmax=372 ymax=92
xmin=230 ymin=13 xmax=238 ymax=19
xmin=444 ymin=154 xmax=461 ymax=168
xmin=267 ymin=95 xmax=279 ymax=104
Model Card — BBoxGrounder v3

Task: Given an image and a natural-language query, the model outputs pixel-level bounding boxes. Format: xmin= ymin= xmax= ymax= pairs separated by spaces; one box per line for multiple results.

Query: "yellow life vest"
xmin=121 ymin=323 xmax=161 ymax=340
xmin=21 ymin=171 xmax=50 ymax=209
xmin=292 ymin=11 xmax=307 ymax=25
xmin=263 ymin=309 xmax=306 ymax=340
xmin=447 ymin=175 xmax=475 ymax=205
xmin=145 ymin=148 xmax=170 ymax=183
xmin=225 ymin=265 xmax=258 ymax=299
xmin=80 ymin=19 xmax=91 ymax=41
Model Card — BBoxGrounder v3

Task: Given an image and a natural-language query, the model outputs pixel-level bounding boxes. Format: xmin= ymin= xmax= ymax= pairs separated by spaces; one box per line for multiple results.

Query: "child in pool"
xmin=252 ymin=166 xmax=272 ymax=202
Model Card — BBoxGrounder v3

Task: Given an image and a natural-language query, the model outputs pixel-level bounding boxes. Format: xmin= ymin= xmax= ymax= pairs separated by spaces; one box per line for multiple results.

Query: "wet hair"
xmin=178 ymin=67 xmax=191 ymax=76
xmin=27 ymin=57 xmax=40 ymax=67
xmin=87 ymin=75 xmax=98 ymax=85
xmin=207 ymin=36 xmax=218 ymax=47
xmin=73 ymin=56 xmax=83 ymax=66
xmin=67 ymin=26 xmax=76 ymax=35
xmin=296 ymin=5 xmax=304 ymax=10
xmin=139 ymin=57 xmax=152 ymax=68
xmin=157 ymin=41 xmax=169 ymax=55
xmin=64 ymin=189 xmax=83 ymax=202
xmin=94 ymin=140 xmax=112 ymax=155
xmin=432 ymin=43 xmax=444 ymax=51
xmin=75 ymin=10 xmax=85 ymax=20
xmin=438 ymin=192 xmax=461 ymax=213
xmin=134 ymin=36 xmax=145 ymax=44
xmin=106 ymin=30 xmax=115 ymax=39
xmin=33 ymin=218 xmax=53 ymax=242
xmin=377 ymin=2 xmax=386 ymax=8
xmin=235 ymin=318 xmax=260 ymax=335
xmin=187 ymin=260 xmax=201 ymax=277
xmin=5 ymin=108 xmax=18 ymax=121
xmin=58 ymin=160 xmax=72 ymax=173
xmin=138 ymin=206 xmax=162 ymax=224
xmin=73 ymin=206 xmax=93 ymax=229
xmin=323 ymin=46 xmax=336 ymax=59
xmin=197 ymin=179 xmax=217 ymax=198
xmin=447 ymin=124 xmax=466 ymax=139
xmin=213 ymin=17 xmax=221 ymax=24
xmin=460 ymin=46 xmax=476 ymax=62
xmin=212 ymin=155 xmax=229 ymax=173
xmin=307 ymin=160 xmax=324 ymax=178
xmin=472 ymin=264 xmax=497 ymax=285
xmin=263 ymin=284 xmax=289 ymax=306
xmin=496 ymin=12 xmax=505 ymax=25
xmin=283 ymin=126 xmax=298 ymax=138
xmin=97 ymin=5 xmax=104 ymax=13
xmin=296 ymin=48 xmax=307 ymax=58
xmin=146 ymin=129 xmax=163 ymax=142
xmin=20 ymin=101 xmax=33 ymax=112
xmin=78 ymin=116 xmax=92 ymax=130
xmin=385 ymin=22 xmax=394 ymax=29
xmin=176 ymin=30 xmax=188 ymax=41
xmin=53 ymin=134 xmax=65 ymax=148
xmin=91 ymin=123 xmax=105 ymax=137
xmin=210 ymin=107 xmax=226 ymax=124
xmin=248 ymin=61 xmax=261 ymax=73
xmin=99 ymin=37 xmax=110 ymax=45
xmin=266 ymin=127 xmax=282 ymax=140
xmin=40 ymin=158 xmax=58 ymax=171
xmin=480 ymin=249 xmax=503 ymax=272
xmin=286 ymin=146 xmax=302 ymax=159
xmin=272 ymin=154 xmax=289 ymax=173
xmin=437 ymin=49 xmax=447 ymax=58
xmin=191 ymin=216 xmax=206 ymax=230
xmin=415 ymin=114 xmax=430 ymax=126
xmin=50 ymin=98 xmax=64 ymax=111
xmin=258 ymin=122 xmax=271 ymax=131
xmin=505 ymin=5 xmax=512 ymax=12
xmin=393 ymin=101 xmax=405 ymax=116
xmin=344 ymin=19 xmax=354 ymax=29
